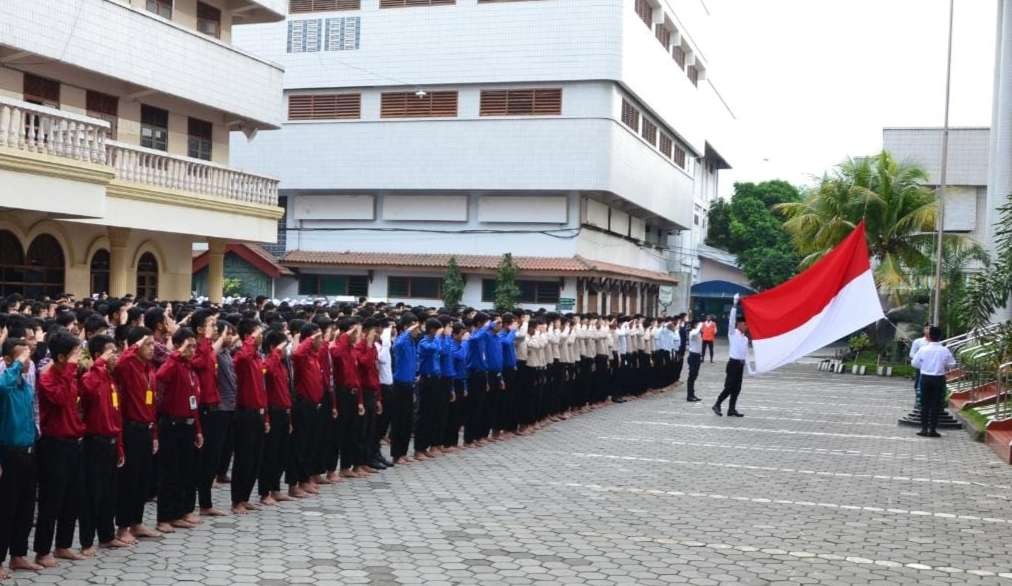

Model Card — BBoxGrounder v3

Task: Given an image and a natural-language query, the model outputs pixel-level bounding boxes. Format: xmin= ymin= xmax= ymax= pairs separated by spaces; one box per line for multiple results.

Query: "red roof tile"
xmin=281 ymin=251 xmax=677 ymax=285
xmin=193 ymin=244 xmax=293 ymax=278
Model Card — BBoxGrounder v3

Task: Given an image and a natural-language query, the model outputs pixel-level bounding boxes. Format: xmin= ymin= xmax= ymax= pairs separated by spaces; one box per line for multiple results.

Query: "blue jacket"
xmin=466 ymin=323 xmax=492 ymax=373
xmin=499 ymin=330 xmax=517 ymax=369
xmin=0 ymin=361 xmax=36 ymax=449
xmin=392 ymin=331 xmax=418 ymax=384
xmin=452 ymin=339 xmax=469 ymax=381
xmin=438 ymin=335 xmax=455 ymax=379
xmin=484 ymin=327 xmax=504 ymax=374
xmin=418 ymin=334 xmax=442 ymax=377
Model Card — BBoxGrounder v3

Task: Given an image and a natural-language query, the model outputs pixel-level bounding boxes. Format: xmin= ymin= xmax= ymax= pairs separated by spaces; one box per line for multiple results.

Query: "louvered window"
xmin=687 ymin=65 xmax=699 ymax=87
xmin=381 ymin=91 xmax=458 ymax=118
xmin=287 ymin=19 xmax=322 ymax=52
xmin=324 ymin=17 xmax=360 ymax=50
xmin=479 ymin=89 xmax=562 ymax=116
xmin=380 ymin=0 xmax=455 ymax=8
xmin=672 ymin=45 xmax=686 ymax=68
xmin=23 ymin=74 xmax=60 ymax=107
xmin=658 ymin=134 xmax=673 ymax=158
xmin=634 ymin=0 xmax=652 ymax=29
xmin=621 ymin=99 xmax=639 ymax=131
xmin=655 ymin=25 xmax=670 ymax=49
xmin=673 ymin=143 xmax=687 ymax=169
xmin=288 ymin=94 xmax=361 ymax=120
xmin=290 ymin=0 xmax=360 ymax=12
xmin=641 ymin=119 xmax=657 ymax=146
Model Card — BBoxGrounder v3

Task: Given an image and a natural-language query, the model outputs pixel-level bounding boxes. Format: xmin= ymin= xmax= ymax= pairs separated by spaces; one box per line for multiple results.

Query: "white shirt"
xmin=909 ymin=337 xmax=927 ymax=360
xmin=911 ymin=342 xmax=956 ymax=376
xmin=377 ymin=329 xmax=393 ymax=386
xmin=728 ymin=306 xmax=749 ymax=361
xmin=687 ymin=324 xmax=703 ymax=354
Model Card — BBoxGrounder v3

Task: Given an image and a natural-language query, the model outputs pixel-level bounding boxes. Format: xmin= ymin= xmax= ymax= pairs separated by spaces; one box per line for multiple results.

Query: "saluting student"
xmin=390 ymin=315 xmax=419 ymax=465
xmin=78 ymin=334 xmax=128 ymax=555
xmin=259 ymin=329 xmax=292 ymax=505
xmin=712 ymin=295 xmax=749 ymax=418
xmin=685 ymin=320 xmax=703 ymax=402
xmin=191 ymin=310 xmax=229 ymax=518
xmin=231 ymin=320 xmax=268 ymax=514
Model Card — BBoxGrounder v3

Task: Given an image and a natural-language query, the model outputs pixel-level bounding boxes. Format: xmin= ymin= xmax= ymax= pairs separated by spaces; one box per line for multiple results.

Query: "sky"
xmin=702 ymin=0 xmax=998 ymax=195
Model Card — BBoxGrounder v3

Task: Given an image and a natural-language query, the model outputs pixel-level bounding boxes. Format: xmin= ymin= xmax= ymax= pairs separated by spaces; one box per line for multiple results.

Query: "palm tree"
xmin=962 ymin=194 xmax=1012 ymax=330
xmin=910 ymin=239 xmax=989 ymax=337
xmin=776 ymin=151 xmax=939 ymax=297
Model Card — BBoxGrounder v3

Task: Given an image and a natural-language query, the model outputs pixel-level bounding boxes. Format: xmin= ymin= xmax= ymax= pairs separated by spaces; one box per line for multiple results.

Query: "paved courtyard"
xmin=10 ymin=354 xmax=1012 ymax=585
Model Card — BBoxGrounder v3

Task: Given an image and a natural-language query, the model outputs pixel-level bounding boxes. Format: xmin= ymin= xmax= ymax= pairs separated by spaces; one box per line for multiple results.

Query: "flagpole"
xmin=932 ymin=0 xmax=955 ymax=326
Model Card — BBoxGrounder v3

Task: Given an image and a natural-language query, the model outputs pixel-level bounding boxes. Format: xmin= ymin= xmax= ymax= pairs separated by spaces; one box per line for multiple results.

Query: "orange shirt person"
xmin=701 ymin=318 xmax=717 ymax=363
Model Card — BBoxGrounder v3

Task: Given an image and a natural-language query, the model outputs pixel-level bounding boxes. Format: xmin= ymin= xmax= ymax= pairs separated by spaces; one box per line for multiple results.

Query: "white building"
xmin=988 ymin=0 xmax=1012 ymax=321
xmin=230 ymin=0 xmax=734 ymax=313
xmin=0 ymin=0 xmax=285 ymax=301
xmin=883 ymin=127 xmax=990 ymax=247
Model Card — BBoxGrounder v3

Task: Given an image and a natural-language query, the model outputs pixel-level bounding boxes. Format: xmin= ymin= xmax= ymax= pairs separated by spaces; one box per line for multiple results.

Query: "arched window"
xmin=90 ymin=249 xmax=110 ymax=296
xmin=0 ymin=230 xmax=26 ymax=297
xmin=25 ymin=234 xmax=64 ymax=299
xmin=136 ymin=252 xmax=159 ymax=300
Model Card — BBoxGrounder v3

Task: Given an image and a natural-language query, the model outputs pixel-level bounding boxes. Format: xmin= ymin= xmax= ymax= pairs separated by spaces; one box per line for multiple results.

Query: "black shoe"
xmin=368 ymin=460 xmax=388 ymax=470
xmin=613 ymin=397 xmax=628 ymax=404
xmin=728 ymin=411 xmax=744 ymax=418
xmin=688 ymin=396 xmax=702 ymax=402
xmin=916 ymin=431 xmax=930 ymax=437
xmin=380 ymin=456 xmax=394 ymax=467
xmin=928 ymin=431 xmax=942 ymax=438
xmin=711 ymin=405 xmax=722 ymax=416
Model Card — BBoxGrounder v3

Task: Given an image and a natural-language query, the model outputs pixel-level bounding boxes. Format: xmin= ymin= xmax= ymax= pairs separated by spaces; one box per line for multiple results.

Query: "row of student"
xmin=0 ymin=293 xmax=710 ymax=580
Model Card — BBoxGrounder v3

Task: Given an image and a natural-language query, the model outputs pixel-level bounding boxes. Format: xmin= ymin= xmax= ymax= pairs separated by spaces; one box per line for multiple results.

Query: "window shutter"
xmin=288 ymin=94 xmax=361 ymax=120
xmin=23 ymin=74 xmax=60 ymax=105
xmin=655 ymin=25 xmax=670 ymax=48
xmin=480 ymin=89 xmax=561 ymax=116
xmin=641 ymin=119 xmax=657 ymax=146
xmin=532 ymin=89 xmax=562 ymax=114
xmin=382 ymin=91 xmax=458 ymax=118
xmin=291 ymin=0 xmax=361 ymax=11
xmin=621 ymin=99 xmax=639 ymax=131
xmin=659 ymin=134 xmax=673 ymax=158
xmin=380 ymin=0 xmax=455 ymax=7
xmin=673 ymin=143 xmax=687 ymax=168
xmin=86 ymin=91 xmax=118 ymax=117
xmin=634 ymin=0 xmax=652 ymax=29
xmin=672 ymin=45 xmax=686 ymax=68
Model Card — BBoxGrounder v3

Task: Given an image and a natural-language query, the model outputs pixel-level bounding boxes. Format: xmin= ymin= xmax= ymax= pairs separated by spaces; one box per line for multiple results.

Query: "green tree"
xmin=705 ymin=180 xmax=802 ymax=291
xmin=908 ymin=239 xmax=989 ymax=337
xmin=223 ymin=277 xmax=243 ymax=298
xmin=442 ymin=256 xmax=465 ymax=310
xmin=777 ymin=151 xmax=938 ymax=297
xmin=962 ymin=194 xmax=1012 ymax=329
xmin=494 ymin=253 xmax=521 ymax=311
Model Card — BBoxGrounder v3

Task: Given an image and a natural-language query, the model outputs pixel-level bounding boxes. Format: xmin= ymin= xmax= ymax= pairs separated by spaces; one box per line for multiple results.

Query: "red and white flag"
xmin=742 ymin=221 xmax=884 ymax=373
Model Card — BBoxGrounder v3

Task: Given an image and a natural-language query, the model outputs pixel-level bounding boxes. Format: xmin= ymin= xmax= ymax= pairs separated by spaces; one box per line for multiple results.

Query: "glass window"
xmin=146 ymin=0 xmax=172 ymax=19
xmin=140 ymin=105 xmax=169 ymax=151
xmin=187 ymin=117 xmax=213 ymax=161
xmin=90 ymin=249 xmax=110 ymax=296
xmin=298 ymin=274 xmax=369 ymax=296
xmin=86 ymin=90 xmax=118 ymax=139
xmin=481 ymin=279 xmax=560 ymax=304
xmin=388 ymin=276 xmax=442 ymax=299
xmin=197 ymin=2 xmax=221 ymax=38
xmin=136 ymin=252 xmax=159 ymax=300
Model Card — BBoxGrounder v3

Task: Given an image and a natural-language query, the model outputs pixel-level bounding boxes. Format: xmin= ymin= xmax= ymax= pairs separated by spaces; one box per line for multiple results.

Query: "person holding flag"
xmin=712 ymin=294 xmax=749 ymax=417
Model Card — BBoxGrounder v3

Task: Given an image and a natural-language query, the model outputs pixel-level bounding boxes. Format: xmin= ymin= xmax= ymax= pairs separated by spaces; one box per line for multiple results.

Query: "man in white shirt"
xmin=911 ymin=326 xmax=956 ymax=438
xmin=685 ymin=319 xmax=703 ymax=402
xmin=908 ymin=323 xmax=931 ymax=405
xmin=712 ymin=294 xmax=749 ymax=417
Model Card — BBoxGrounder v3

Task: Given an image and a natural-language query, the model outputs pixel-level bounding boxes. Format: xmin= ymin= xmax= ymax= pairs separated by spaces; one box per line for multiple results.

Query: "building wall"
xmin=698 ymin=258 xmax=750 ymax=289
xmin=0 ymin=0 xmax=284 ymax=128
xmin=0 ymin=211 xmax=194 ymax=300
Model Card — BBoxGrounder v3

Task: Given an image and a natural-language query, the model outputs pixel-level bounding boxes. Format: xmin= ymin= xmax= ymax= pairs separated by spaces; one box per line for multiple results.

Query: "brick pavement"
xmin=8 ymin=353 xmax=1012 ymax=585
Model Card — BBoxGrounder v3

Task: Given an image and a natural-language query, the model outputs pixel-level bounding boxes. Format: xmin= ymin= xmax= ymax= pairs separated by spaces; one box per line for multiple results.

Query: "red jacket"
xmin=114 ymin=344 xmax=157 ymax=438
xmin=37 ymin=362 xmax=86 ymax=440
xmin=264 ymin=348 xmax=291 ymax=409
xmin=192 ymin=337 xmax=220 ymax=406
xmin=354 ymin=338 xmax=380 ymax=396
xmin=331 ymin=334 xmax=361 ymax=393
xmin=233 ymin=337 xmax=268 ymax=420
xmin=155 ymin=352 xmax=203 ymax=434
xmin=80 ymin=358 xmax=125 ymax=459
xmin=292 ymin=337 xmax=323 ymax=404
xmin=318 ymin=343 xmax=336 ymax=404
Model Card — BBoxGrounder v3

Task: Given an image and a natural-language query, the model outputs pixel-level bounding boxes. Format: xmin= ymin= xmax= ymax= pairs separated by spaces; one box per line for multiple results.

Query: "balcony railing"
xmin=106 ymin=141 xmax=278 ymax=207
xmin=0 ymin=96 xmax=109 ymax=164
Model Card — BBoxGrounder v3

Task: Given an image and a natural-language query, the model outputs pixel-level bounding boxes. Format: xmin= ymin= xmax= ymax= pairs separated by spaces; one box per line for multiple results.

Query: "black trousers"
xmin=415 ymin=376 xmax=438 ymax=452
xmin=445 ymin=379 xmax=466 ymax=446
xmin=374 ymin=384 xmax=394 ymax=452
xmin=0 ymin=447 xmax=36 ymax=563
xmin=465 ymin=371 xmax=488 ymax=443
xmin=360 ymin=390 xmax=378 ymax=463
xmin=673 ymin=350 xmax=685 ymax=382
xmin=117 ymin=422 xmax=153 ymax=528
xmin=217 ymin=411 xmax=235 ymax=478
xmin=686 ymin=352 xmax=702 ymax=399
xmin=920 ymin=374 xmax=946 ymax=433
xmin=390 ymin=382 xmax=415 ymax=459
xmin=338 ymin=389 xmax=363 ymax=469
xmin=197 ymin=407 xmax=231 ymax=510
xmin=230 ymin=410 xmax=265 ymax=505
xmin=287 ymin=398 xmax=320 ymax=485
xmin=319 ymin=392 xmax=339 ymax=473
xmin=79 ymin=436 xmax=118 ymax=548
xmin=260 ymin=408 xmax=290 ymax=496
xmin=483 ymin=372 xmax=501 ymax=436
xmin=157 ymin=420 xmax=196 ymax=523
xmin=34 ymin=437 xmax=82 ymax=554
xmin=500 ymin=368 xmax=518 ymax=430
xmin=714 ymin=358 xmax=745 ymax=412
xmin=593 ymin=355 xmax=610 ymax=402
xmin=702 ymin=340 xmax=715 ymax=361
xmin=434 ymin=379 xmax=451 ymax=447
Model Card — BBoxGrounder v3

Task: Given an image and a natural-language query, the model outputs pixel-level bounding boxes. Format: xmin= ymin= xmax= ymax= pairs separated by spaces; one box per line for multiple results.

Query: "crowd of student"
xmin=0 ymin=292 xmax=720 ymax=580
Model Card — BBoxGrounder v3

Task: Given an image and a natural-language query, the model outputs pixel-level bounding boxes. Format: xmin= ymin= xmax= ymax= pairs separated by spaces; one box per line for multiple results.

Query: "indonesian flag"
xmin=742 ymin=221 xmax=884 ymax=373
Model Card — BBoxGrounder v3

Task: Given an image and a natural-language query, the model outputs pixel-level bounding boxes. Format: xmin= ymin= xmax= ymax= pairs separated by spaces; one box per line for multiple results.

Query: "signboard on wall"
xmin=658 ymin=286 xmax=674 ymax=305
xmin=557 ymin=298 xmax=575 ymax=311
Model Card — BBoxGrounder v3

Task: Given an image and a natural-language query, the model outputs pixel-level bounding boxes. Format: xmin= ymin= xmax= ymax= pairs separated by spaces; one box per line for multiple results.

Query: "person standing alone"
xmin=712 ymin=295 xmax=749 ymax=418
xmin=911 ymin=326 xmax=956 ymax=438
xmin=701 ymin=316 xmax=717 ymax=363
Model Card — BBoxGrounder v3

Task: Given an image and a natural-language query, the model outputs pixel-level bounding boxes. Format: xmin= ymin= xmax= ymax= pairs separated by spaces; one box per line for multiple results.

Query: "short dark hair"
xmin=55 ymin=311 xmax=77 ymax=328
xmin=127 ymin=326 xmax=152 ymax=346
xmin=264 ymin=329 xmax=287 ymax=349
xmin=2 ymin=337 xmax=27 ymax=358
xmin=84 ymin=314 xmax=109 ymax=337
xmin=424 ymin=317 xmax=442 ymax=333
xmin=928 ymin=326 xmax=943 ymax=342
xmin=237 ymin=318 xmax=259 ymax=340
xmin=47 ymin=331 xmax=80 ymax=362
xmin=172 ymin=327 xmax=196 ymax=348
xmin=87 ymin=334 xmax=116 ymax=359
xmin=190 ymin=308 xmax=214 ymax=330
xmin=300 ymin=322 xmax=320 ymax=339
xmin=143 ymin=307 xmax=165 ymax=330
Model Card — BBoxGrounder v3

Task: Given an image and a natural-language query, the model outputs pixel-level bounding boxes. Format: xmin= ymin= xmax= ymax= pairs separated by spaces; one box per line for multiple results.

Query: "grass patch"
xmin=842 ymin=353 xmax=915 ymax=378
xmin=960 ymin=406 xmax=991 ymax=435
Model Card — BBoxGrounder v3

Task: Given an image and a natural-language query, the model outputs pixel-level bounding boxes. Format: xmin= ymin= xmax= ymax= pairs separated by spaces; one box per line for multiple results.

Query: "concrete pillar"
xmin=108 ymin=227 xmax=131 ymax=298
xmin=987 ymin=0 xmax=1012 ymax=321
xmin=207 ymin=239 xmax=227 ymax=303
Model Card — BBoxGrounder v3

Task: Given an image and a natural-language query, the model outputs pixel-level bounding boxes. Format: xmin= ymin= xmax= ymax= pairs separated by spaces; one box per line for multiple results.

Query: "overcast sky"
xmin=703 ymin=0 xmax=998 ymax=194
